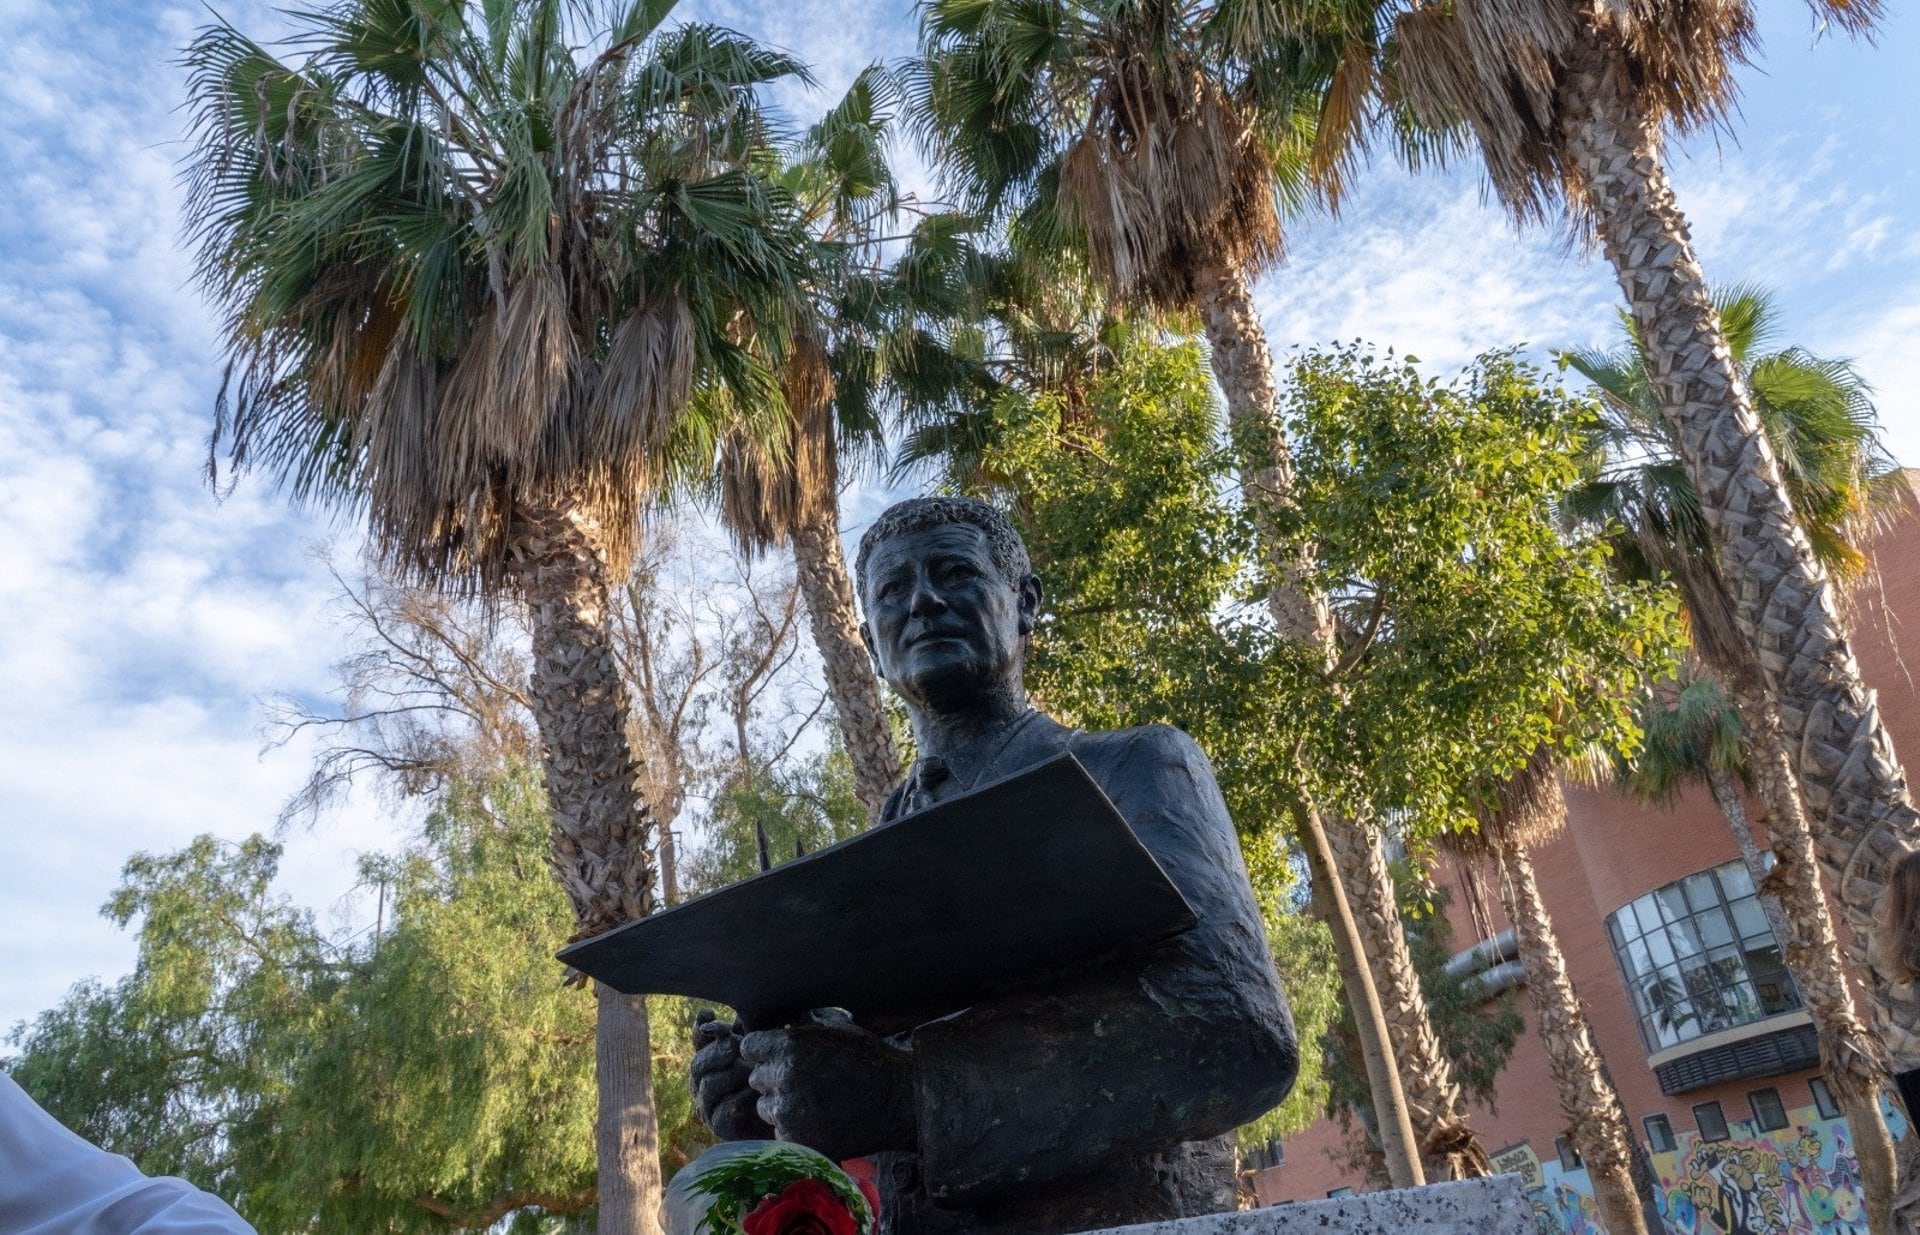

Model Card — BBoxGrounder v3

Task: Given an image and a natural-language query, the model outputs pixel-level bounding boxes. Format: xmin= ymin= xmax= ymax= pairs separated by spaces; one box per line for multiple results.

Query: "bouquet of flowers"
xmin=683 ymin=1142 xmax=877 ymax=1235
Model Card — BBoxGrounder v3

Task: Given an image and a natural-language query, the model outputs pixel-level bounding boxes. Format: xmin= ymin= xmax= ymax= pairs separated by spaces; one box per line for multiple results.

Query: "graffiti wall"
xmin=1509 ymin=1098 xmax=1910 ymax=1234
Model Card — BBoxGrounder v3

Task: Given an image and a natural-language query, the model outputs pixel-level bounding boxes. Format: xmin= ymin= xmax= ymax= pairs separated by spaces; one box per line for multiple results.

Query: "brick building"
xmin=1250 ymin=474 xmax=1920 ymax=1234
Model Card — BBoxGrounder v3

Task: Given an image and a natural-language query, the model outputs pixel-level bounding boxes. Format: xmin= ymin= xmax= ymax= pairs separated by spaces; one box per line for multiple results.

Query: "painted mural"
xmin=1514 ymin=1097 xmax=1910 ymax=1235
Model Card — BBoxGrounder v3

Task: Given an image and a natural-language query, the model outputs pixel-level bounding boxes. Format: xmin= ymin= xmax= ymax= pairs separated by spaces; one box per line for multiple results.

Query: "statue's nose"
xmin=908 ymin=575 xmax=946 ymax=615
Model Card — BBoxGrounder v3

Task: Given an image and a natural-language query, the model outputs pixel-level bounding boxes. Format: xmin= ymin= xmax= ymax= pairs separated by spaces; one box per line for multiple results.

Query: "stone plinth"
xmin=1074 ymin=1176 xmax=1535 ymax=1234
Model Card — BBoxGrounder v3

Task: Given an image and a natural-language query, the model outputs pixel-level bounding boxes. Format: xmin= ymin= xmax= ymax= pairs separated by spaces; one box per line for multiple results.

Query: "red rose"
xmin=741 ymin=1177 xmax=859 ymax=1235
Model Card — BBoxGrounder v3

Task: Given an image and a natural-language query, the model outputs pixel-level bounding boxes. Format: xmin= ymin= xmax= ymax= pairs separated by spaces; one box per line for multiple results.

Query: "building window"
xmin=1750 ymin=1087 xmax=1788 ymax=1132
xmin=1327 ymin=1187 xmax=1354 ymax=1199
xmin=1810 ymin=1076 xmax=1841 ymax=1120
xmin=1644 ymin=1114 xmax=1676 ymax=1153
xmin=1555 ymin=1137 xmax=1583 ymax=1171
xmin=1695 ymin=1101 xmax=1730 ymax=1142
xmin=1605 ymin=858 xmax=1802 ymax=1053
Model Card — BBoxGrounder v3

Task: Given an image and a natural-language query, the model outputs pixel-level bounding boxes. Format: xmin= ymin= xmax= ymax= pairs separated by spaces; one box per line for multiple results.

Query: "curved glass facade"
xmin=1605 ymin=858 xmax=1801 ymax=1053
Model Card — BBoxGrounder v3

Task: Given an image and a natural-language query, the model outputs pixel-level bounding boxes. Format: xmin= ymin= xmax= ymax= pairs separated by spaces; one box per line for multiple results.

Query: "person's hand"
xmin=691 ymin=1010 xmax=774 ymax=1141
xmin=739 ymin=1009 xmax=917 ymax=1160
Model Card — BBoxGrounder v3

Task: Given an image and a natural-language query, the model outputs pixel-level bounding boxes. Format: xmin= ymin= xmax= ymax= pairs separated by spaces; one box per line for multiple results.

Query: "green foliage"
xmin=6 ymin=835 xmax=324 ymax=1197
xmin=685 ymin=744 xmax=872 ymax=895
xmin=1276 ymin=345 xmax=1685 ymax=829
xmin=961 ymin=331 xmax=1678 ymax=1142
xmin=245 ymin=766 xmax=600 ymax=1231
xmin=686 ymin=1143 xmax=874 ymax=1234
xmin=3 ymin=764 xmax=707 ymax=1232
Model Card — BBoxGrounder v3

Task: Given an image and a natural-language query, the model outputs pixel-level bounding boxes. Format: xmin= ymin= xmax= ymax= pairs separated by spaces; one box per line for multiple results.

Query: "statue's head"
xmin=855 ymin=497 xmax=1042 ymax=715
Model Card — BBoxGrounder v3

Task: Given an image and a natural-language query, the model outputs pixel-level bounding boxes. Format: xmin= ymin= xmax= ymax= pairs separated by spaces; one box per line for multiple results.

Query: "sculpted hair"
xmin=855 ymin=496 xmax=1033 ymax=594
xmin=1881 ymin=848 xmax=1920 ymax=983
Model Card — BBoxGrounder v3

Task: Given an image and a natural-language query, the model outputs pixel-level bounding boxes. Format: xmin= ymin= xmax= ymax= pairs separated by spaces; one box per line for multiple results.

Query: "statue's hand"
xmin=740 ymin=1010 xmax=917 ymax=1160
xmin=692 ymin=1009 xmax=775 ymax=1141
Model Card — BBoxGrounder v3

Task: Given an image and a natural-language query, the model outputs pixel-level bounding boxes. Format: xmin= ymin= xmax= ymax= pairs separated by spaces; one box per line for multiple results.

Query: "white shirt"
xmin=0 ymin=1075 xmax=254 ymax=1234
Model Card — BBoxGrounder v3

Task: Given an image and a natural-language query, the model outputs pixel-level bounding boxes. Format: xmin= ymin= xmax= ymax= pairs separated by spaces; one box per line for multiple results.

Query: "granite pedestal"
xmin=1071 ymin=1175 xmax=1535 ymax=1235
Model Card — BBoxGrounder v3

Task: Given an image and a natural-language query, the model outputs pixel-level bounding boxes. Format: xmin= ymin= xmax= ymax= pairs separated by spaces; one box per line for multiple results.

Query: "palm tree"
xmin=1457 ymin=752 xmax=1653 ymax=1235
xmin=181 ymin=3 xmax=812 ymax=1229
xmin=1564 ymin=288 xmax=1904 ymax=1231
xmin=911 ymin=6 xmax=1482 ymax=1185
xmin=1621 ymin=672 xmax=1898 ymax=1233
xmin=716 ymin=67 xmax=908 ymax=818
xmin=1292 ymin=0 xmax=1920 ymax=1069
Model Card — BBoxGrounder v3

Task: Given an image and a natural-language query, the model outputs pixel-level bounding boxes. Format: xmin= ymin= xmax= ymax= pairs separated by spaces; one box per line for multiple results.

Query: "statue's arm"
xmin=906 ymin=727 xmax=1297 ymax=1207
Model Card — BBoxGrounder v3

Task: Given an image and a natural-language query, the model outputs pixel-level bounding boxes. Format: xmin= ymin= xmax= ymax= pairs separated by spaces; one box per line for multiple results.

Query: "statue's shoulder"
xmin=1064 ymin=723 xmax=1210 ymax=775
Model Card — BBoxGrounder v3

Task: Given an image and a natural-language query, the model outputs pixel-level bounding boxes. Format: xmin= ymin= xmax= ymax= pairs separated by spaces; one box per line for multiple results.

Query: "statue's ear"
xmin=1017 ymin=573 xmax=1043 ymax=637
xmin=860 ymin=620 xmax=880 ymax=672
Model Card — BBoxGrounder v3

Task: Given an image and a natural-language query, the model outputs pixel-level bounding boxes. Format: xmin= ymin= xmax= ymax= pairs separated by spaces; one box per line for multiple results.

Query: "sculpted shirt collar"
xmin=900 ymin=708 xmax=1069 ymax=815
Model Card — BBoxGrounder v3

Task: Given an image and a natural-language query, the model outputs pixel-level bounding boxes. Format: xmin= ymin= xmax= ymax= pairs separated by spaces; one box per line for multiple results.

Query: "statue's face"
xmin=859 ymin=522 xmax=1039 ymax=714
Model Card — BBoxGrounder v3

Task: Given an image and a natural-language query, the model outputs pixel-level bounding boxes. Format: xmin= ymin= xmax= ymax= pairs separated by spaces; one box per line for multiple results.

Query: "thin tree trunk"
xmin=1727 ymin=677 xmax=1899 ymax=1235
xmin=1490 ymin=824 xmax=1647 ymax=1235
xmin=791 ymin=500 xmax=901 ymax=817
xmin=1289 ymin=791 xmax=1426 ymax=1190
xmin=598 ymin=985 xmax=665 ymax=1235
xmin=513 ymin=499 xmax=664 ymax=1235
xmin=1558 ymin=45 xmax=1920 ymax=1070
xmin=1704 ymin=765 xmax=1797 ymax=954
xmin=657 ymin=818 xmax=679 ymax=908
xmin=1326 ymin=821 xmax=1492 ymax=1181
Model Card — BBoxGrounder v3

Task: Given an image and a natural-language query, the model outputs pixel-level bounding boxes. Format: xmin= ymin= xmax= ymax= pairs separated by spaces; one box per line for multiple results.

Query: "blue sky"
xmin=1 ymin=0 xmax=1916 ymax=1037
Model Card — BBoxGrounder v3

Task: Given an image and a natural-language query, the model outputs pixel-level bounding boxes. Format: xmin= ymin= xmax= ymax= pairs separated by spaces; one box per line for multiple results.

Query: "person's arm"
xmin=906 ymin=727 xmax=1297 ymax=1206
xmin=0 ymin=1074 xmax=255 ymax=1234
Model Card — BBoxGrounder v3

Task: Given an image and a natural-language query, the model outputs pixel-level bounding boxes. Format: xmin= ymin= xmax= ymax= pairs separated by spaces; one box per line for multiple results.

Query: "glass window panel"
xmin=1729 ymin=896 xmax=1770 ymax=942
xmin=1750 ymin=1088 xmax=1788 ymax=1132
xmin=1684 ymin=872 xmax=1721 ymax=914
xmin=1632 ymin=894 xmax=1660 ymax=933
xmin=1718 ymin=863 xmax=1756 ymax=899
xmin=1695 ymin=1102 xmax=1730 ymax=1142
xmin=1697 ymin=907 xmax=1735 ymax=948
xmin=1656 ymin=886 xmax=1692 ymax=927
xmin=1642 ymin=927 xmax=1676 ymax=969
xmin=1608 ymin=916 xmax=1628 ymax=952
xmin=1625 ymin=937 xmax=1656 ymax=980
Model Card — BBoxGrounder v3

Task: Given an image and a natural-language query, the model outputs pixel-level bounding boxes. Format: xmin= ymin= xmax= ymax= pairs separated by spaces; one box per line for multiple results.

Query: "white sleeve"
xmin=0 ymin=1074 xmax=255 ymax=1234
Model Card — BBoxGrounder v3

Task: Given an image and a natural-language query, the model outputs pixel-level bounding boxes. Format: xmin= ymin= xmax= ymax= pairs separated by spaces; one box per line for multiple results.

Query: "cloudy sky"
xmin=1 ymin=0 xmax=1916 ymax=1038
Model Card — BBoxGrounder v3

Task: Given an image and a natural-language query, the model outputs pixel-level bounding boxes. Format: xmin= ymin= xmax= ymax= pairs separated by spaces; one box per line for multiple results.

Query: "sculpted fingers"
xmin=740 ymin=1030 xmax=796 ymax=1138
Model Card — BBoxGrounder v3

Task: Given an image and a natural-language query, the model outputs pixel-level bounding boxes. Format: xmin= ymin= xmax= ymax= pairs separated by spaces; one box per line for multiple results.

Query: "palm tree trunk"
xmin=791 ymin=500 xmax=901 ymax=817
xmin=1191 ymin=256 xmax=1332 ymax=648
xmin=1557 ymin=45 xmax=1920 ymax=1069
xmin=598 ymin=984 xmax=665 ymax=1235
xmin=1490 ymin=823 xmax=1647 ymax=1235
xmin=1191 ymin=252 xmax=1444 ymax=1192
xmin=1326 ymin=821 xmax=1492 ymax=1181
xmin=513 ymin=499 xmax=664 ymax=1235
xmin=1289 ymin=790 xmax=1426 ymax=1190
xmin=1728 ymin=678 xmax=1899 ymax=1235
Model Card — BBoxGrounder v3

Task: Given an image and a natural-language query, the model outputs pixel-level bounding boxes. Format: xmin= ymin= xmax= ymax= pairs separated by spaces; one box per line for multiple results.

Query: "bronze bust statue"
xmin=689 ymin=496 xmax=1297 ymax=1234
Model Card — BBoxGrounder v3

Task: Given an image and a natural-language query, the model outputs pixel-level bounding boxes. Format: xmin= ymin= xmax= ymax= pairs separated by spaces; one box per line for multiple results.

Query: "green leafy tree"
xmin=180 ymin=2 xmax=816 ymax=1224
xmin=966 ymin=334 xmax=1675 ymax=1190
xmin=684 ymin=745 xmax=873 ymax=895
xmin=5 ymin=765 xmax=714 ymax=1232
xmin=5 ymin=835 xmax=325 ymax=1202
